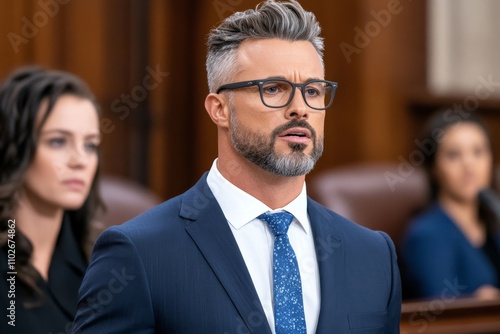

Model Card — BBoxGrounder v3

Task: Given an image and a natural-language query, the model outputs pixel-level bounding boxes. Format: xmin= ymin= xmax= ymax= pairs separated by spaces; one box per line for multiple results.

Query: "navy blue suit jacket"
xmin=73 ymin=174 xmax=401 ymax=333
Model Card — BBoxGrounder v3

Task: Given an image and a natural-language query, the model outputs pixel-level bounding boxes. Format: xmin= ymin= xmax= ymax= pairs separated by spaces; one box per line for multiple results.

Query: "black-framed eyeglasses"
xmin=216 ymin=78 xmax=338 ymax=110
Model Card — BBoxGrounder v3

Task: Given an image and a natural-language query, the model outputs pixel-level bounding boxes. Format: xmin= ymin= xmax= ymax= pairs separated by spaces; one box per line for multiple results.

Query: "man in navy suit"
xmin=73 ymin=1 xmax=401 ymax=333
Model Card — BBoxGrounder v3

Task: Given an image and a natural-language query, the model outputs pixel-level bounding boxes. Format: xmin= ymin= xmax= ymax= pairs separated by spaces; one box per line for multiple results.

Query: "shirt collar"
xmin=206 ymin=159 xmax=311 ymax=234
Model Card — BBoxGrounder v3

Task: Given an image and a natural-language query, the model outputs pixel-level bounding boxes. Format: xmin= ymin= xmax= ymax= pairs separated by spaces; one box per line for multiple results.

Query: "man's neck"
xmin=216 ymin=155 xmax=306 ymax=210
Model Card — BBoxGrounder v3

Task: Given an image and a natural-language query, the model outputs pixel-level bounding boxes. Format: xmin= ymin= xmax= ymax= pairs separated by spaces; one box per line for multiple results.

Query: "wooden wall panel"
xmin=60 ymin=0 xmax=107 ymax=92
xmin=148 ymin=0 xmax=171 ymax=199
xmin=0 ymin=0 xmax=147 ymax=190
xmin=147 ymin=0 xmax=200 ymax=199
xmin=357 ymin=0 xmax=427 ymax=161
xmin=28 ymin=0 xmax=65 ymax=68
xmin=1 ymin=1 xmax=38 ymax=75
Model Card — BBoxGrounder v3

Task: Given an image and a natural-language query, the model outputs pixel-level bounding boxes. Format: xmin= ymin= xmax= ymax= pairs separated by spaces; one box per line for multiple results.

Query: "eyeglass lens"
xmin=261 ymin=80 xmax=333 ymax=109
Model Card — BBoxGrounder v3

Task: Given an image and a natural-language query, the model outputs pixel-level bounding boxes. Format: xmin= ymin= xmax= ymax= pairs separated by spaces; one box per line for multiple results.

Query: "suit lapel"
xmin=48 ymin=217 xmax=87 ymax=319
xmin=181 ymin=176 xmax=272 ymax=334
xmin=307 ymin=198 xmax=345 ymax=332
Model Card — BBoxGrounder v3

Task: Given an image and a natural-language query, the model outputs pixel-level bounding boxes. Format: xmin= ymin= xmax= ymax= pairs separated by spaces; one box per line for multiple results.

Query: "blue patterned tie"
xmin=258 ymin=211 xmax=307 ymax=334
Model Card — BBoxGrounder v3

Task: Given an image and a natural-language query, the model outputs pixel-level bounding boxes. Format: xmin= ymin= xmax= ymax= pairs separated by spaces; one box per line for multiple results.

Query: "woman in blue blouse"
xmin=402 ymin=110 xmax=500 ymax=300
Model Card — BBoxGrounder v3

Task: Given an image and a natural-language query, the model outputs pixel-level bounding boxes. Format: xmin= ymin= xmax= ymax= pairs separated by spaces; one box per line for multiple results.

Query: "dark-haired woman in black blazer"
xmin=0 ymin=67 xmax=104 ymax=333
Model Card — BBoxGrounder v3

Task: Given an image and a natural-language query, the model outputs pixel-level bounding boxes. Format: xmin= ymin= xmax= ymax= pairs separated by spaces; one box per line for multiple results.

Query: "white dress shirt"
xmin=206 ymin=159 xmax=320 ymax=334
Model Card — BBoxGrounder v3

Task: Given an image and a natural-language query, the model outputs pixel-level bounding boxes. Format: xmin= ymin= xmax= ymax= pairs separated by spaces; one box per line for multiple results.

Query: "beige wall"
xmin=428 ymin=0 xmax=500 ymax=95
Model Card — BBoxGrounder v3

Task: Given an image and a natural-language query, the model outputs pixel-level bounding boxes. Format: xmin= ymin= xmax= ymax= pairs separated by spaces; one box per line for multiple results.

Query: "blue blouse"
xmin=401 ymin=203 xmax=500 ymax=299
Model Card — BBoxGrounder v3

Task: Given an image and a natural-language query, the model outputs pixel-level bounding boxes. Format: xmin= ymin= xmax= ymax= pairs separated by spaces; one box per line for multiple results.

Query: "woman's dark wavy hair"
xmin=0 ymin=66 xmax=104 ymax=305
xmin=419 ymin=109 xmax=498 ymax=234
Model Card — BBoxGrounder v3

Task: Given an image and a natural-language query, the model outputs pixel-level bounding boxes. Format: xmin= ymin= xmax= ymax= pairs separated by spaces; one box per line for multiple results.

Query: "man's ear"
xmin=205 ymin=93 xmax=230 ymax=128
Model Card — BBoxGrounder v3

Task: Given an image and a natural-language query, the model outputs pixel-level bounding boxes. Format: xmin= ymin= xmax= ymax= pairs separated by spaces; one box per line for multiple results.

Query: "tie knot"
xmin=258 ymin=211 xmax=294 ymax=236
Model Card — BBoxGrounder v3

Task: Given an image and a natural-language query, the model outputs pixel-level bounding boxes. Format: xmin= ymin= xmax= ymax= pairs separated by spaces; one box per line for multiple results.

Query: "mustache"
xmin=271 ymin=119 xmax=317 ymax=140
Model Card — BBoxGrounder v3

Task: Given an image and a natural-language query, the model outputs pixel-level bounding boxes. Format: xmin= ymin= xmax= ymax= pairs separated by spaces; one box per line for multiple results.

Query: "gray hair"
xmin=206 ymin=0 xmax=324 ymax=93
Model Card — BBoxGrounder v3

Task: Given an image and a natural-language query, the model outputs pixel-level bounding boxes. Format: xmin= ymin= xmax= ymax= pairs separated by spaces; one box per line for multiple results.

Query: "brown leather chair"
xmin=96 ymin=175 xmax=162 ymax=228
xmin=309 ymin=163 xmax=429 ymax=249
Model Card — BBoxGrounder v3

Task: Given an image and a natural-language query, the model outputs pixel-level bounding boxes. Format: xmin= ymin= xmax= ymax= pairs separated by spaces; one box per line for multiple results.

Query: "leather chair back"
xmin=309 ymin=163 xmax=429 ymax=248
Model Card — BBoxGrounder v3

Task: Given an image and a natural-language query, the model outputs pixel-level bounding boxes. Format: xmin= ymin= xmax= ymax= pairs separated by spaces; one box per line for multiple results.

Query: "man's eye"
xmin=263 ymin=85 xmax=280 ymax=94
xmin=306 ymin=88 xmax=320 ymax=97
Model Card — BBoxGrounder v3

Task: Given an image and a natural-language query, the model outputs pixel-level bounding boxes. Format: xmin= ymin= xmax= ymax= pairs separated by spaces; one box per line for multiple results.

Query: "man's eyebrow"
xmin=262 ymin=76 xmax=324 ymax=82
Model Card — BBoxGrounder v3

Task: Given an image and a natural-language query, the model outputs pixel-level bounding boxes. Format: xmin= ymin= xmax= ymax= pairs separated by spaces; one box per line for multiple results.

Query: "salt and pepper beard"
xmin=229 ymin=106 xmax=324 ymax=177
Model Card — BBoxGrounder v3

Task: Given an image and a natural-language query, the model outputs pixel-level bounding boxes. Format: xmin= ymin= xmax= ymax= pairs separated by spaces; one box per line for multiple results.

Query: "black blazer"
xmin=0 ymin=218 xmax=87 ymax=334
xmin=73 ymin=174 xmax=401 ymax=333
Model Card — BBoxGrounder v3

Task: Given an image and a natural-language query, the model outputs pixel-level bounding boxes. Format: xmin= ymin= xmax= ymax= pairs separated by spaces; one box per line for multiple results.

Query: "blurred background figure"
xmin=0 ymin=67 xmax=103 ymax=333
xmin=401 ymin=110 xmax=500 ymax=300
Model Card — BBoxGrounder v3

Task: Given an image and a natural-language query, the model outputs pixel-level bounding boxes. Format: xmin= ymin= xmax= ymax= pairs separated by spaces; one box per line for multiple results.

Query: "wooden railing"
xmin=400 ymin=297 xmax=500 ymax=333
